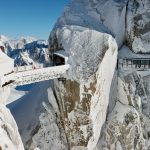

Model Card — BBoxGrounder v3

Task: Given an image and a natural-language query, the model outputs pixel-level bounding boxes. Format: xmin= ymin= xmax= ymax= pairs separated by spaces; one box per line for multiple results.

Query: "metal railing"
xmin=14 ymin=64 xmax=44 ymax=73
xmin=118 ymin=59 xmax=150 ymax=70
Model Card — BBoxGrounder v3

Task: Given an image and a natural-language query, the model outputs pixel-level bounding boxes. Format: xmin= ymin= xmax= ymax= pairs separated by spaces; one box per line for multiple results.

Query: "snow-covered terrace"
xmin=118 ymin=46 xmax=150 ymax=70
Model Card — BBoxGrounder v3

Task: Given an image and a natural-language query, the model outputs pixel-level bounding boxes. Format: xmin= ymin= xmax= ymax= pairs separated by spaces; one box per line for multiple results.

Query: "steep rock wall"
xmin=126 ymin=0 xmax=150 ymax=53
xmin=98 ymin=72 xmax=148 ymax=149
xmin=49 ymin=26 xmax=118 ymax=149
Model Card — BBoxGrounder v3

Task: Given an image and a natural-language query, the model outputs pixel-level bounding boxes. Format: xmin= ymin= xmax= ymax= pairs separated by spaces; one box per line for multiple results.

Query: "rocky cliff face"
xmin=51 ymin=27 xmax=117 ymax=150
xmin=99 ymin=71 xmax=149 ymax=149
xmin=46 ymin=0 xmax=150 ymax=149
xmin=126 ymin=0 xmax=150 ymax=53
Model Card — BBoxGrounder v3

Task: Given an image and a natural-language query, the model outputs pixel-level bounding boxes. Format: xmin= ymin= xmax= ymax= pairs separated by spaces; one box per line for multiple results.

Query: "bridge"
xmin=1 ymin=64 xmax=69 ymax=88
xmin=0 ymin=46 xmax=69 ymax=88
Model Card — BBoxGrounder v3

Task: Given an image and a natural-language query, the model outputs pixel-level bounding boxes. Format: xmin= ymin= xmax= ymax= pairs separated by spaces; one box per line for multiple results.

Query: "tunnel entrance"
xmin=53 ymin=54 xmax=65 ymax=66
xmin=53 ymin=50 xmax=68 ymax=66
xmin=52 ymin=50 xmax=68 ymax=81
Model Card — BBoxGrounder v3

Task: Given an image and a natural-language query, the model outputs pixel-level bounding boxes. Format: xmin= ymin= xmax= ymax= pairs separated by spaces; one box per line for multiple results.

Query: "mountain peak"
xmin=0 ymin=35 xmax=8 ymax=42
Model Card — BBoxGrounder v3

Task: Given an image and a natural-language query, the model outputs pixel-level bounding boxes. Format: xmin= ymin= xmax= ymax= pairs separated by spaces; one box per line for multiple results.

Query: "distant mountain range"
xmin=0 ymin=35 xmax=49 ymax=66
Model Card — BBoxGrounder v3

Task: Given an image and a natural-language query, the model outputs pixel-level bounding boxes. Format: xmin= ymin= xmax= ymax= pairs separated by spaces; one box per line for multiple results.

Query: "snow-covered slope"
xmin=1 ymin=0 xmax=149 ymax=150
xmin=0 ymin=87 xmax=24 ymax=150
xmin=8 ymin=81 xmax=68 ymax=150
xmin=54 ymin=0 xmax=128 ymax=48
xmin=0 ymin=104 xmax=24 ymax=150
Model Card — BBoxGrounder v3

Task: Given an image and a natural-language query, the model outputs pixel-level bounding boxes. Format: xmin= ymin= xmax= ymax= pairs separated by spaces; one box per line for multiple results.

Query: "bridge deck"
xmin=1 ymin=64 xmax=69 ymax=87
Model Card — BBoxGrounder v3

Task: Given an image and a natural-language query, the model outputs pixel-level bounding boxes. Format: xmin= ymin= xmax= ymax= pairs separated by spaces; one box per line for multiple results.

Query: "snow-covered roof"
xmin=53 ymin=50 xmax=68 ymax=59
xmin=118 ymin=46 xmax=150 ymax=59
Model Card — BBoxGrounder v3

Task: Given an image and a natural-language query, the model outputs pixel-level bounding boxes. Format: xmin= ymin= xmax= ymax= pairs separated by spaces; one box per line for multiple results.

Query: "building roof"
xmin=53 ymin=50 xmax=68 ymax=59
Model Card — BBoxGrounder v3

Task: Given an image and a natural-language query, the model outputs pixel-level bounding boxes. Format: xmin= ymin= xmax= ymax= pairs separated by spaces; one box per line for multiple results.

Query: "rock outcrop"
xmin=46 ymin=0 xmax=150 ymax=149
xmin=126 ymin=0 xmax=150 ymax=53
xmin=0 ymin=87 xmax=24 ymax=150
xmin=51 ymin=27 xmax=118 ymax=150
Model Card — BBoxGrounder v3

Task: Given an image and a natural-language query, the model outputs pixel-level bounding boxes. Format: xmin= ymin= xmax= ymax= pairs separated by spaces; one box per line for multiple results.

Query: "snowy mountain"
xmin=0 ymin=35 xmax=49 ymax=66
xmin=0 ymin=0 xmax=150 ymax=150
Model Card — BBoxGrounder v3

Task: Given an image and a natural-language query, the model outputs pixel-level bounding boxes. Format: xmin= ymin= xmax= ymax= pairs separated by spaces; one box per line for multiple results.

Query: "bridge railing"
xmin=14 ymin=64 xmax=44 ymax=73
xmin=15 ymin=64 xmax=69 ymax=77
xmin=0 ymin=64 xmax=69 ymax=87
xmin=13 ymin=64 xmax=70 ymax=86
